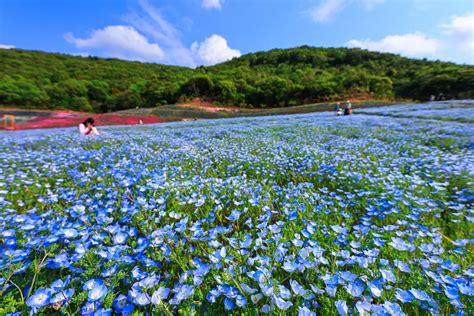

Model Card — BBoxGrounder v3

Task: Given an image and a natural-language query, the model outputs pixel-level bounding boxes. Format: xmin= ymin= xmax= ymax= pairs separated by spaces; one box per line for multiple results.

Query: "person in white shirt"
xmin=78 ymin=118 xmax=99 ymax=135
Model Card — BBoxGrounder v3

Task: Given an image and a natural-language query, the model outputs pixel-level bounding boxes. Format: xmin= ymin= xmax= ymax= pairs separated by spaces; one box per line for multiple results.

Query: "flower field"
xmin=358 ymin=101 xmax=474 ymax=123
xmin=0 ymin=103 xmax=473 ymax=315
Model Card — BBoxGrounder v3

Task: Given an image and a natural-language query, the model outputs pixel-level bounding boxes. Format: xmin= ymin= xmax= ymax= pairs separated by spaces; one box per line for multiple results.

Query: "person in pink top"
xmin=78 ymin=118 xmax=99 ymax=135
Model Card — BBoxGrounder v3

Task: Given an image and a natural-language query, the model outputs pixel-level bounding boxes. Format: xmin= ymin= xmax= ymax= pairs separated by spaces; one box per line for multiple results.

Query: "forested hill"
xmin=1 ymin=46 xmax=473 ymax=112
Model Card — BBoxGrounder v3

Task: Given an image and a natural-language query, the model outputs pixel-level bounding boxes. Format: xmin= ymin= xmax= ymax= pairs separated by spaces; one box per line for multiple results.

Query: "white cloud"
xmin=191 ymin=34 xmax=241 ymax=66
xmin=347 ymin=32 xmax=440 ymax=57
xmin=202 ymin=0 xmax=224 ymax=10
xmin=0 ymin=44 xmax=14 ymax=49
xmin=440 ymin=13 xmax=474 ymax=50
xmin=131 ymin=0 xmax=180 ymax=48
xmin=65 ymin=25 xmax=165 ymax=62
xmin=64 ymin=0 xmax=240 ymax=67
xmin=124 ymin=0 xmax=196 ymax=66
xmin=347 ymin=15 xmax=474 ymax=64
xmin=307 ymin=0 xmax=346 ymax=23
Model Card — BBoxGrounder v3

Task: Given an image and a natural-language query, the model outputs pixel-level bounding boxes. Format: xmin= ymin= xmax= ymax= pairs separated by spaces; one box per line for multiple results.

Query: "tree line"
xmin=0 ymin=47 xmax=473 ymax=112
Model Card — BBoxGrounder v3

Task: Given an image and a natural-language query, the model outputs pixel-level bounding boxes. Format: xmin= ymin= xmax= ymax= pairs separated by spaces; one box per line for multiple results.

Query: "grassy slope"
xmin=118 ymin=100 xmax=396 ymax=121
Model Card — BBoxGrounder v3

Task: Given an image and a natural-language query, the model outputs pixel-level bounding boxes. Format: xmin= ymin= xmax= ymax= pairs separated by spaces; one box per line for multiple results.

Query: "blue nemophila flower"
xmin=261 ymin=304 xmax=272 ymax=313
xmin=444 ymin=287 xmax=459 ymax=300
xmin=248 ymin=270 xmax=267 ymax=284
xmin=83 ymin=279 xmax=105 ymax=291
xmin=371 ymin=303 xmax=386 ymax=314
xmin=458 ymin=282 xmax=473 ymax=296
xmin=206 ymin=288 xmax=220 ymax=303
xmin=170 ymin=284 xmax=194 ymax=304
xmin=355 ymin=300 xmax=372 ymax=315
xmin=274 ymin=296 xmax=293 ymax=310
xmin=251 ymin=293 xmax=263 ymax=304
xmin=47 ymin=251 xmax=71 ymax=269
xmin=389 ymin=237 xmax=416 ymax=252
xmin=50 ymin=276 xmax=71 ymax=292
xmin=62 ymin=228 xmax=78 ymax=239
xmin=394 ymin=259 xmax=411 ymax=273
xmin=240 ymin=283 xmax=257 ymax=294
xmin=345 ymin=279 xmax=365 ymax=297
xmin=224 ymin=298 xmax=235 ymax=310
xmin=87 ymin=283 xmax=108 ymax=302
xmin=335 ymin=300 xmax=348 ymax=316
xmin=209 ymin=247 xmax=227 ymax=263
xmin=368 ymin=279 xmax=383 ymax=297
xmin=383 ymin=301 xmax=404 ymax=315
xmin=226 ymin=210 xmax=241 ymax=222
xmin=350 ymin=241 xmax=361 ymax=248
xmin=80 ymin=301 xmax=98 ymax=315
xmin=298 ymin=306 xmax=316 ymax=316
xmin=113 ymin=232 xmax=128 ymax=244
xmin=4 ymin=236 xmax=16 ymax=249
xmin=235 ymin=295 xmax=247 ymax=307
xmin=380 ymin=268 xmax=396 ymax=283
xmin=441 ymin=260 xmax=460 ymax=272
xmin=331 ymin=225 xmax=348 ymax=234
xmin=450 ymin=298 xmax=464 ymax=309
xmin=325 ymin=284 xmax=337 ymax=297
xmin=221 ymin=284 xmax=240 ymax=298
xmin=310 ymin=284 xmax=325 ymax=295
xmin=26 ymin=288 xmax=53 ymax=309
xmin=129 ymin=289 xmax=151 ymax=306
xmin=135 ymin=273 xmax=160 ymax=289
xmin=409 ymin=288 xmax=431 ymax=301
xmin=396 ymin=288 xmax=414 ymax=303
xmin=261 ymin=284 xmax=274 ymax=297
xmin=290 ymin=280 xmax=307 ymax=296
xmin=151 ymin=287 xmax=170 ymax=305
xmin=283 ymin=260 xmax=298 ymax=272
xmin=94 ymin=308 xmax=112 ymax=316
xmin=50 ymin=288 xmax=74 ymax=307
xmin=131 ymin=266 xmax=148 ymax=280
xmin=278 ymin=285 xmax=292 ymax=299
xmin=101 ymin=264 xmax=118 ymax=278
xmin=339 ymin=271 xmax=357 ymax=282
xmin=112 ymin=294 xmax=134 ymax=314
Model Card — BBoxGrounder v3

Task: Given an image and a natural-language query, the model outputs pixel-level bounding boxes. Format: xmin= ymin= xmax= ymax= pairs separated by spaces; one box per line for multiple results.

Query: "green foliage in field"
xmin=0 ymin=46 xmax=473 ymax=112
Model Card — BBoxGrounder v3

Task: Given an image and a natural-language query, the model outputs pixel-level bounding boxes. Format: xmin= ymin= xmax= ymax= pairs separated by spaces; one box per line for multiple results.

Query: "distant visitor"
xmin=344 ymin=100 xmax=352 ymax=115
xmin=335 ymin=102 xmax=343 ymax=116
xmin=79 ymin=117 xmax=99 ymax=135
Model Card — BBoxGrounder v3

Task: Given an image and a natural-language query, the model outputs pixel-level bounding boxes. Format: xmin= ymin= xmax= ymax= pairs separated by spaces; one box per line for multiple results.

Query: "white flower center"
xmin=35 ymin=293 xmax=48 ymax=304
xmin=90 ymin=288 xmax=101 ymax=299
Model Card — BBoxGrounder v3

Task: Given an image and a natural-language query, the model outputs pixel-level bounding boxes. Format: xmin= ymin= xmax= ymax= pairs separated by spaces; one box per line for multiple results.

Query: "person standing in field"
xmin=79 ymin=117 xmax=99 ymax=135
xmin=344 ymin=100 xmax=352 ymax=115
xmin=335 ymin=102 xmax=343 ymax=116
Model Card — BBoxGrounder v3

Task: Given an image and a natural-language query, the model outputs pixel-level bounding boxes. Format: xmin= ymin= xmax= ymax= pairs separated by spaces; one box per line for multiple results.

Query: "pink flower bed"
xmin=2 ymin=111 xmax=163 ymax=130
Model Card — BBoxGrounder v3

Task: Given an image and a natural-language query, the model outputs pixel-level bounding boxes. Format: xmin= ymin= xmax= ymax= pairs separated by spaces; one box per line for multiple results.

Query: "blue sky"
xmin=1 ymin=0 xmax=473 ymax=67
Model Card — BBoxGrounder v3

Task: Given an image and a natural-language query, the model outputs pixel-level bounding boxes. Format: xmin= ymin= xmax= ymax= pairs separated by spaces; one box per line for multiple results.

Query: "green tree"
xmin=69 ymin=96 xmax=93 ymax=112
xmin=214 ymin=80 xmax=237 ymax=103
xmin=87 ymin=80 xmax=110 ymax=102
xmin=181 ymin=75 xmax=214 ymax=98
xmin=0 ymin=76 xmax=48 ymax=106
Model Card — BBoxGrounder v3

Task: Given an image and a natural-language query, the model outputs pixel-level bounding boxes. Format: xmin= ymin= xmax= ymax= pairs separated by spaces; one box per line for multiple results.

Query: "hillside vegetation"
xmin=0 ymin=46 xmax=473 ymax=112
